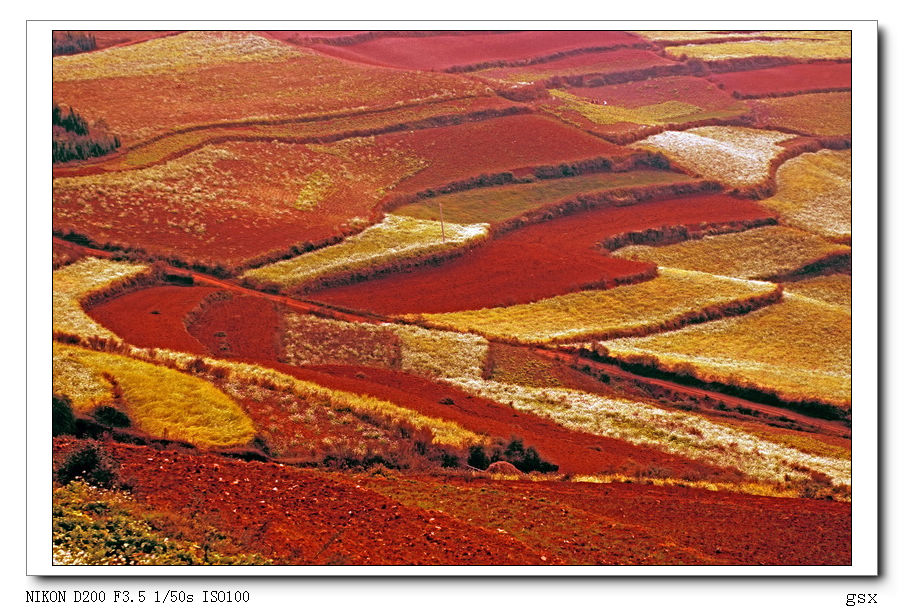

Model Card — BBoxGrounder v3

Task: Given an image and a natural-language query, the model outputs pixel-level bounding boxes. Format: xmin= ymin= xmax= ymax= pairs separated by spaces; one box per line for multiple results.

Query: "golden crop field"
xmin=635 ymin=31 xmax=851 ymax=43
xmin=243 ymin=215 xmax=489 ymax=291
xmin=392 ymin=169 xmax=693 ymax=224
xmin=761 ymin=149 xmax=851 ymax=242
xmin=445 ymin=376 xmax=850 ymax=487
xmin=664 ymin=36 xmax=851 ymax=62
xmin=604 ymin=293 xmax=851 ymax=410
xmin=752 ymin=92 xmax=851 ymax=137
xmin=784 ymin=274 xmax=852 ymax=310
xmin=613 ymin=225 xmax=851 ymax=280
xmin=634 ymin=126 xmax=795 ymax=189
xmin=53 ymin=257 xmax=151 ymax=340
xmin=415 ymin=268 xmax=781 ymax=344
xmin=53 ymin=343 xmax=256 ymax=448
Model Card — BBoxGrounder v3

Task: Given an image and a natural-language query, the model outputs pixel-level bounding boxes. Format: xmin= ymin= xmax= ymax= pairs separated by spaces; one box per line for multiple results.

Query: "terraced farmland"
xmin=48 ymin=28 xmax=856 ymax=569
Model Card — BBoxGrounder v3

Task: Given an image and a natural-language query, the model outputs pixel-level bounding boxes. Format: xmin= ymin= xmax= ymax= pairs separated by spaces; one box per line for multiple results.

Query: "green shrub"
xmin=93 ymin=405 xmax=131 ymax=428
xmin=53 ymin=395 xmax=76 ymax=436
xmin=55 ymin=442 xmax=121 ymax=488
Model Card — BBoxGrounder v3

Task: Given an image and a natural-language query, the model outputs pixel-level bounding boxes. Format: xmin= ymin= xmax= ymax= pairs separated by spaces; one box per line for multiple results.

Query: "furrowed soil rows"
xmin=303 ymin=31 xmax=646 ymax=72
xmin=308 ymin=194 xmax=776 ymax=315
xmin=711 ymin=62 xmax=851 ymax=98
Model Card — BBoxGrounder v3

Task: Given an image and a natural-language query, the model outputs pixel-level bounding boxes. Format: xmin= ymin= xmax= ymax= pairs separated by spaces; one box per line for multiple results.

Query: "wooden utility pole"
xmin=439 ymin=202 xmax=446 ymax=243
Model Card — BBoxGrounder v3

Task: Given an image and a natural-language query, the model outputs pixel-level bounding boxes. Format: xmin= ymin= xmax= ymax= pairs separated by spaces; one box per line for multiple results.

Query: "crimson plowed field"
xmin=87 ymin=285 xmax=214 ymax=354
xmin=309 ymin=194 xmax=776 ymax=315
xmin=711 ymin=62 xmax=851 ymax=98
xmin=304 ymin=31 xmax=646 ymax=72
xmin=186 ymin=294 xmax=283 ymax=361
xmin=53 ymin=438 xmax=851 ymax=565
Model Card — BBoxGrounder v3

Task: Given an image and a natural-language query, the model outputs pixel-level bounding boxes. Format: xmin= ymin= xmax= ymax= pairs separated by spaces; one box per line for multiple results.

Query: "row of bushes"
xmin=52 ymin=103 xmax=121 ymax=163
xmin=52 ymin=31 xmax=96 ymax=56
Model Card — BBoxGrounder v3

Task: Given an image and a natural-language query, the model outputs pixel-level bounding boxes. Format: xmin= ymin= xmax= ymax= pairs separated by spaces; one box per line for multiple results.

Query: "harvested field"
xmin=53 ymin=31 xmax=485 ymax=145
xmin=634 ymin=30 xmax=851 ymax=45
xmin=417 ymin=268 xmax=781 ymax=344
xmin=52 ymin=343 xmax=255 ymax=448
xmin=377 ymin=114 xmax=651 ymax=206
xmin=243 ymin=215 xmax=490 ymax=292
xmin=474 ymin=47 xmax=682 ymax=85
xmin=634 ymin=126 xmax=797 ymax=190
xmin=486 ymin=342 xmax=621 ymax=393
xmin=604 ymin=293 xmax=852 ymax=412
xmin=749 ymin=91 xmax=852 ymax=137
xmin=309 ymin=193 xmax=777 ymax=315
xmin=53 ymin=139 xmax=425 ymax=271
xmin=444 ymin=376 xmax=850 ymax=488
xmin=664 ymin=35 xmax=851 ymax=64
xmin=392 ymin=169 xmax=702 ymax=224
xmin=305 ymin=31 xmax=646 ymax=72
xmin=711 ymin=62 xmax=851 ymax=98
xmin=761 ymin=149 xmax=851 ymax=241
xmin=613 ymin=226 xmax=852 ymax=281
xmin=785 ymin=274 xmax=851 ymax=310
xmin=53 ymin=257 xmax=152 ymax=340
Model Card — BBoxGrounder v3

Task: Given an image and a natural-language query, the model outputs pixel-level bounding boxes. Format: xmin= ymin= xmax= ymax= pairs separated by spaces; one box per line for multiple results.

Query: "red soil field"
xmin=53 ymin=36 xmax=484 ymax=145
xmin=379 ymin=114 xmax=645 ymax=205
xmin=54 ymin=140 xmax=412 ymax=272
xmin=305 ymin=31 xmax=647 ymax=72
xmin=186 ymin=294 xmax=283 ymax=362
xmin=84 ymin=286 xmax=742 ymax=478
xmin=87 ymin=285 xmax=214 ymax=354
xmin=710 ymin=62 xmax=851 ymax=98
xmin=566 ymin=75 xmax=743 ymax=110
xmin=294 ymin=364 xmax=741 ymax=479
xmin=53 ymin=438 xmax=851 ymax=565
xmin=52 ymin=438 xmax=548 ymax=565
xmin=477 ymin=47 xmax=683 ymax=85
xmin=308 ymin=194 xmax=776 ymax=315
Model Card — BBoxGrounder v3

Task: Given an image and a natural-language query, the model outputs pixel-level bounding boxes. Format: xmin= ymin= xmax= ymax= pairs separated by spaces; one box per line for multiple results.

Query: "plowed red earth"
xmin=304 ymin=31 xmax=645 ymax=71
xmin=52 ymin=438 xmax=850 ymax=565
xmin=52 ymin=438 xmax=549 ymax=565
xmin=566 ymin=75 xmax=743 ymax=110
xmin=379 ymin=113 xmax=642 ymax=202
xmin=477 ymin=47 xmax=680 ymax=82
xmin=88 ymin=285 xmax=214 ymax=354
xmin=308 ymin=193 xmax=775 ymax=315
xmin=710 ymin=62 xmax=851 ymax=98
xmin=186 ymin=294 xmax=282 ymax=362
xmin=289 ymin=364 xmax=743 ymax=480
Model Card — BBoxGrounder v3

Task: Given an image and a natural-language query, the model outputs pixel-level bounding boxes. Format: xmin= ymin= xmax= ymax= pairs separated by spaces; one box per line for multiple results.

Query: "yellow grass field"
xmin=243 ymin=215 xmax=489 ymax=291
xmin=53 ymin=257 xmax=151 ymax=340
xmin=634 ymin=126 xmax=795 ymax=189
xmin=753 ymin=92 xmax=851 ymax=137
xmin=603 ymin=293 xmax=851 ymax=410
xmin=53 ymin=343 xmax=256 ymax=448
xmin=613 ymin=226 xmax=851 ymax=280
xmin=392 ymin=169 xmax=693 ymax=224
xmin=415 ymin=268 xmax=781 ymax=344
xmin=761 ymin=149 xmax=851 ymax=242
xmin=445 ymin=376 xmax=850 ymax=487
xmin=784 ymin=274 xmax=851 ymax=310
xmin=635 ymin=31 xmax=851 ymax=44
xmin=664 ymin=36 xmax=851 ymax=62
